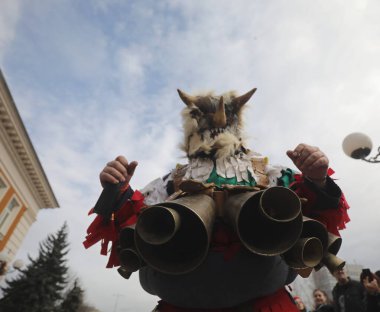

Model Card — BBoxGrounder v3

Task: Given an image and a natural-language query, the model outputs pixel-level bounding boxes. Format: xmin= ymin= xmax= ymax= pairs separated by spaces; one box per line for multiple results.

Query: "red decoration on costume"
xmin=252 ymin=288 xmax=299 ymax=312
xmin=83 ymin=188 xmax=145 ymax=268
xmin=312 ymin=193 xmax=350 ymax=236
xmin=289 ymin=169 xmax=350 ymax=236
xmin=210 ymin=222 xmax=241 ymax=261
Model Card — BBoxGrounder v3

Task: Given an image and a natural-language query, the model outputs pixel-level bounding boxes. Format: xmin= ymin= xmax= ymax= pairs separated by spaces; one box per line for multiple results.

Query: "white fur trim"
xmin=139 ymin=177 xmax=170 ymax=205
xmin=265 ymin=164 xmax=288 ymax=187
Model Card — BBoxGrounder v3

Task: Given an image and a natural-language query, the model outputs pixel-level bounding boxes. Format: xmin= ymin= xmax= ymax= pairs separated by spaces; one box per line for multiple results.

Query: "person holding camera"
xmin=361 ymin=269 xmax=380 ymax=312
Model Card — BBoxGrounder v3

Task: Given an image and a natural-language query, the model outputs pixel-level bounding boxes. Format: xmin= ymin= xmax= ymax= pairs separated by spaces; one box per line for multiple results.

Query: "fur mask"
xmin=178 ymin=88 xmax=256 ymax=160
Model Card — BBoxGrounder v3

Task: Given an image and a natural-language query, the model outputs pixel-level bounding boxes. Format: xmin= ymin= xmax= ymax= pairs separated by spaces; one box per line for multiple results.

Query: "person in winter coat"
xmin=332 ymin=268 xmax=366 ymax=312
xmin=362 ymin=270 xmax=380 ymax=312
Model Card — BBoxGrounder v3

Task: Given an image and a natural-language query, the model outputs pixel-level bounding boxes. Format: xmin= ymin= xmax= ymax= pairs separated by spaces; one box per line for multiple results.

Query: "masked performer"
xmin=84 ymin=88 xmax=350 ymax=312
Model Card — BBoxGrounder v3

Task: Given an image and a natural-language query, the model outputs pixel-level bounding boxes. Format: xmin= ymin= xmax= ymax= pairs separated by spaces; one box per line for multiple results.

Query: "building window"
xmin=0 ymin=175 xmax=8 ymax=200
xmin=0 ymin=196 xmax=21 ymax=240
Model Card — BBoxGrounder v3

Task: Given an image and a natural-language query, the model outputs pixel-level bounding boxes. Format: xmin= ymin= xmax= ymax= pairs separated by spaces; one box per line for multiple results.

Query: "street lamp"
xmin=0 ymin=252 xmax=24 ymax=276
xmin=342 ymin=132 xmax=380 ymax=163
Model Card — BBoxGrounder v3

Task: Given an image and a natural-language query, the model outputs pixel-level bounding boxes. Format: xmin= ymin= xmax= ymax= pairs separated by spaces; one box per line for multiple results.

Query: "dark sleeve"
xmin=278 ymin=169 xmax=342 ymax=211
xmin=361 ymin=282 xmax=368 ymax=311
xmin=285 ymin=267 xmax=298 ymax=285
xmin=303 ymin=176 xmax=342 ymax=210
xmin=288 ymin=170 xmax=350 ymax=235
xmin=332 ymin=287 xmax=340 ymax=312
xmin=366 ymin=293 xmax=380 ymax=312
xmin=93 ymin=182 xmax=134 ymax=220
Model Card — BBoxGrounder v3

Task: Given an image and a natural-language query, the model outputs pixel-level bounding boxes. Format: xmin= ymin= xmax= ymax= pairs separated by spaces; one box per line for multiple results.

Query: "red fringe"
xmin=83 ymin=189 xmax=145 ymax=268
xmin=311 ymin=193 xmax=350 ymax=236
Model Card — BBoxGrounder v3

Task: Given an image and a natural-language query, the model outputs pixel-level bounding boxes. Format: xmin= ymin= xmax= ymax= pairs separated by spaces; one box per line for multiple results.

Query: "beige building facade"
xmin=0 ymin=69 xmax=58 ymax=272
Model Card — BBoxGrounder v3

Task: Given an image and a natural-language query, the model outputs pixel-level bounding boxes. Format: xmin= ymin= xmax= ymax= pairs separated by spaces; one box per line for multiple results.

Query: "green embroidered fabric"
xmin=206 ymin=167 xmax=256 ymax=187
xmin=277 ymin=168 xmax=296 ymax=188
xmin=205 ymin=166 xmax=296 ymax=188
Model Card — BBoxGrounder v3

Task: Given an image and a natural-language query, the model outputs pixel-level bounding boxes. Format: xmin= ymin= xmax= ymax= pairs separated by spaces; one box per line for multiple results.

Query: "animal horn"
xmin=177 ymin=89 xmax=197 ymax=106
xmin=232 ymin=88 xmax=257 ymax=111
xmin=213 ymin=96 xmax=227 ymax=128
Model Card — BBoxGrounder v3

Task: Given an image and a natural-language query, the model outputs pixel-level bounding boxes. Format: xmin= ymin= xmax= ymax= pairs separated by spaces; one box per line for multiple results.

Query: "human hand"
xmin=99 ymin=155 xmax=138 ymax=187
xmin=286 ymin=143 xmax=329 ymax=187
xmin=363 ymin=276 xmax=380 ymax=295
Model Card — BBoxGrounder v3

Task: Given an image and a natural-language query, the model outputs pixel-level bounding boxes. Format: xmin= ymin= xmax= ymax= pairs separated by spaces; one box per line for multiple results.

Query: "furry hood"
xmin=178 ymin=88 xmax=256 ymax=160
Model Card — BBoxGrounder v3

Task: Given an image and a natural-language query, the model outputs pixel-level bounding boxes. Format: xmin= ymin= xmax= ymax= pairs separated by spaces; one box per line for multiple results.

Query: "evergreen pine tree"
xmin=0 ymin=223 xmax=69 ymax=312
xmin=59 ymin=278 xmax=84 ymax=312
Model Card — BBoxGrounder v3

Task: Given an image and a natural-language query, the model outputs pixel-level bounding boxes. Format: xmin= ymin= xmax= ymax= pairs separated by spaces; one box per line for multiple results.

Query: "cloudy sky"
xmin=1 ymin=0 xmax=380 ymax=311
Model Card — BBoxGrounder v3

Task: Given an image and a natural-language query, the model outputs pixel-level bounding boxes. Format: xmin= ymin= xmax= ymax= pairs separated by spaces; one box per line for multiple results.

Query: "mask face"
xmin=178 ymin=88 xmax=256 ymax=159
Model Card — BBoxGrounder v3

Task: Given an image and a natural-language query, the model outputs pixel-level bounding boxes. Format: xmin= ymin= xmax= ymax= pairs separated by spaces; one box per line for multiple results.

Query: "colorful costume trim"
xmin=83 ymin=186 xmax=145 ymax=267
xmin=289 ymin=168 xmax=350 ymax=236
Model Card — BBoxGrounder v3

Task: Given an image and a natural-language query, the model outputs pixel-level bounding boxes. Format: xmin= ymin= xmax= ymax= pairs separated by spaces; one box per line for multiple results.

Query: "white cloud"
xmin=0 ymin=1 xmax=21 ymax=62
xmin=2 ymin=0 xmax=380 ymax=310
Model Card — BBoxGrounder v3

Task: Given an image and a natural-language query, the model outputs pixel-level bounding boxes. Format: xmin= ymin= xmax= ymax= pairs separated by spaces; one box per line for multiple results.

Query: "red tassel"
xmin=83 ymin=189 xmax=145 ymax=268
xmin=101 ymin=239 xmax=109 ymax=256
xmin=86 ymin=214 xmax=103 ymax=234
xmin=106 ymin=241 xmax=121 ymax=268
xmin=83 ymin=231 xmax=103 ymax=249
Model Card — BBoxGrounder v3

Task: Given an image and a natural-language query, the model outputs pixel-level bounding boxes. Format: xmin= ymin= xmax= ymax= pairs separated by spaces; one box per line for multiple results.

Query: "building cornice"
xmin=0 ymin=69 xmax=58 ymax=208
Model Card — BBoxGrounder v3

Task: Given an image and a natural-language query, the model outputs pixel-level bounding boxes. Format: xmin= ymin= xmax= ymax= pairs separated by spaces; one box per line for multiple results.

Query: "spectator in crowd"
xmin=332 ymin=267 xmax=366 ymax=312
xmin=361 ymin=269 xmax=380 ymax=312
xmin=294 ymin=296 xmax=310 ymax=312
xmin=312 ymin=289 xmax=334 ymax=312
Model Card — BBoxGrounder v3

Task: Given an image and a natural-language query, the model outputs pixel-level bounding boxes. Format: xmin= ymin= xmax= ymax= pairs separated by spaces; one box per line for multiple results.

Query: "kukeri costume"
xmin=84 ymin=88 xmax=350 ymax=311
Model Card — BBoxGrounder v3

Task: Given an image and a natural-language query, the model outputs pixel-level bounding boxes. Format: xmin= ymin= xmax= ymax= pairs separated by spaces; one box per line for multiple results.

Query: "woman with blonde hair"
xmin=312 ymin=289 xmax=334 ymax=312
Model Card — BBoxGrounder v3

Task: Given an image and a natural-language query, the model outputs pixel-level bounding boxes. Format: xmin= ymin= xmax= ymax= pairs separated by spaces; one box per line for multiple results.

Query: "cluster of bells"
xmin=116 ymin=183 xmax=345 ymax=279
